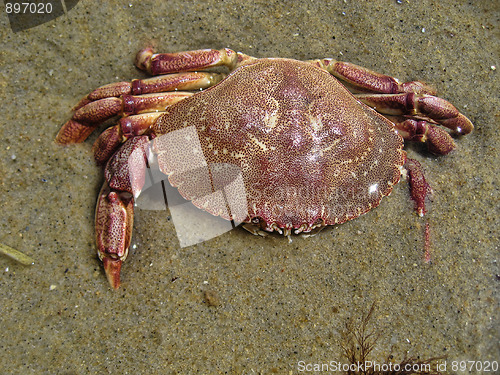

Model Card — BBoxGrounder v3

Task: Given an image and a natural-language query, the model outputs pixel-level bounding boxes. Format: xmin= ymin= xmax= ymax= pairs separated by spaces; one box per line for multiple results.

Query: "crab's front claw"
xmin=95 ymin=182 xmax=134 ymax=289
xmin=95 ymin=136 xmax=149 ymax=288
xmin=102 ymin=256 xmax=123 ymax=290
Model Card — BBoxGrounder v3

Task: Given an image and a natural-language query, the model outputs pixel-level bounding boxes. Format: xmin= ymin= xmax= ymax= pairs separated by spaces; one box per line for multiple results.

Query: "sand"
xmin=0 ymin=1 xmax=498 ymax=373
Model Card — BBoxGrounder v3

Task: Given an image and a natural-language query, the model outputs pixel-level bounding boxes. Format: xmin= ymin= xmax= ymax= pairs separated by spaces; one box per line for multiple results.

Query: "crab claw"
xmin=94 ymin=136 xmax=149 ymax=288
xmin=95 ymin=182 xmax=134 ymax=289
xmin=102 ymin=256 xmax=123 ymax=290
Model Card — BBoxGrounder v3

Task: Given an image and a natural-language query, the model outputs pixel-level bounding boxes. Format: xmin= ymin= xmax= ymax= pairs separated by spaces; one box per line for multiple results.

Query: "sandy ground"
xmin=0 ymin=1 xmax=498 ymax=374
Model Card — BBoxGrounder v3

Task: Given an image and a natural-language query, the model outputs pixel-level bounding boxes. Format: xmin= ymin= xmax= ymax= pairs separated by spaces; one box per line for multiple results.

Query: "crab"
xmin=56 ymin=47 xmax=473 ymax=289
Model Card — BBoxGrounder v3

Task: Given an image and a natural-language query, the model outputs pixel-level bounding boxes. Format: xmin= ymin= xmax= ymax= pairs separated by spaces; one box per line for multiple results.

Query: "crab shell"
xmin=151 ymin=58 xmax=404 ymax=235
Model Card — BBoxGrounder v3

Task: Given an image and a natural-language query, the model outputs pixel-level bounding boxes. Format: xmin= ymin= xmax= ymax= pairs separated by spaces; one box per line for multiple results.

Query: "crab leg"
xmin=135 ymin=47 xmax=249 ymax=75
xmin=309 ymin=58 xmax=473 ymax=135
xmin=308 ymin=58 xmax=437 ymax=95
xmin=72 ymin=71 xmax=225 ymax=111
xmin=57 ymin=47 xmax=258 ymax=145
xmin=355 ymin=93 xmax=473 ymax=135
xmin=404 ymin=158 xmax=432 ymax=217
xmin=96 ymin=135 xmax=150 ymax=289
xmin=56 ymin=91 xmax=192 ymax=145
xmin=92 ymin=112 xmax=164 ymax=165
xmin=57 ymin=92 xmax=188 ymax=145
xmin=390 ymin=117 xmax=456 ymax=155
xmin=56 ymin=72 xmax=224 ymax=145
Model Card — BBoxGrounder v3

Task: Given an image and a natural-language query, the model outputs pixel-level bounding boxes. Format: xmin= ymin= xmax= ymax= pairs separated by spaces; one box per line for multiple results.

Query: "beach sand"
xmin=1 ymin=1 xmax=498 ymax=373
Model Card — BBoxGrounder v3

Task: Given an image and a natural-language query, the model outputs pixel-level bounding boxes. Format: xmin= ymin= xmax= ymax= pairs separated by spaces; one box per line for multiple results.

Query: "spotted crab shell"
xmin=152 ymin=58 xmax=404 ymax=233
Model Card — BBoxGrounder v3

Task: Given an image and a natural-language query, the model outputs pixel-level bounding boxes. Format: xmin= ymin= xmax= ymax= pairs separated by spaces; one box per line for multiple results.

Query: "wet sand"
xmin=0 ymin=1 xmax=498 ymax=373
